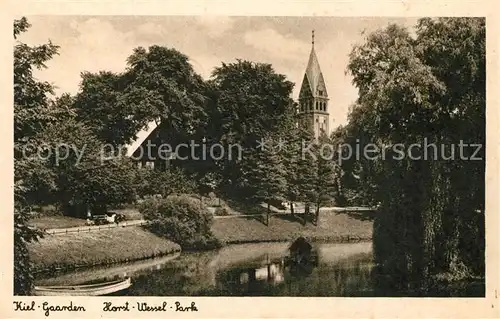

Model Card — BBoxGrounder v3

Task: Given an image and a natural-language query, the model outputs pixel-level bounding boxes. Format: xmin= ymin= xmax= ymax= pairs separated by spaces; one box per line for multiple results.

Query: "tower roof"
xmin=302 ymin=31 xmax=328 ymax=97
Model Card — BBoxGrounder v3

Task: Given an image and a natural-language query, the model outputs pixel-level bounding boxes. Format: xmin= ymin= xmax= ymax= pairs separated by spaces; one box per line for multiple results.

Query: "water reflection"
xmin=219 ymin=239 xmax=319 ymax=290
xmin=124 ymin=242 xmax=375 ymax=296
xmin=36 ymin=241 xmax=484 ymax=297
xmin=35 ymin=253 xmax=182 ymax=286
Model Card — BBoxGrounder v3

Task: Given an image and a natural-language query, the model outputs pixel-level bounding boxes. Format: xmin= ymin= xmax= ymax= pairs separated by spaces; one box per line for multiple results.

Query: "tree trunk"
xmin=290 ymin=202 xmax=294 ymax=216
xmin=249 ymin=269 xmax=256 ymax=282
xmin=267 ymin=203 xmax=271 ymax=226
xmin=315 ymin=203 xmax=320 ymax=226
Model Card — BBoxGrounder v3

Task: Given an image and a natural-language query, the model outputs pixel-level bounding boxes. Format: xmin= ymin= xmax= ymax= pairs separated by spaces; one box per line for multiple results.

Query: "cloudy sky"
xmin=19 ymin=16 xmax=418 ymax=129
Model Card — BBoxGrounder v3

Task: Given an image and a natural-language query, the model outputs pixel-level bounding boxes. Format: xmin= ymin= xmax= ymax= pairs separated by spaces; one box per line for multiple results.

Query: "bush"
xmin=139 ymin=195 xmax=221 ymax=250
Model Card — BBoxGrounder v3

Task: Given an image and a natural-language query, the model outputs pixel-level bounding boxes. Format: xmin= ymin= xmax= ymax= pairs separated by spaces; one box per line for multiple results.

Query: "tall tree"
xmin=74 ymin=71 xmax=138 ymax=147
xmin=240 ymin=133 xmax=287 ymax=225
xmin=13 ymin=17 xmax=60 ymax=295
xmin=346 ymin=18 xmax=485 ymax=289
xmin=310 ymin=134 xmax=340 ymax=224
xmin=285 ymin=126 xmax=317 ymax=222
xmin=282 ymin=134 xmax=300 ymax=215
xmin=73 ymin=46 xmax=209 ymax=149
xmin=332 ymin=121 xmax=377 ymax=207
xmin=278 ymin=103 xmax=302 ymax=215
xmin=124 ymin=46 xmax=208 ymax=144
xmin=37 ymin=119 xmax=136 ymax=217
xmin=207 ymin=60 xmax=295 ymax=196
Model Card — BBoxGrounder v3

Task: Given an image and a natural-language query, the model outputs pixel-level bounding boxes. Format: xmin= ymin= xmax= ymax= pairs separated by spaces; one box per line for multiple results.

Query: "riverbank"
xmin=28 ymin=210 xmax=373 ymax=272
xmin=28 ymin=227 xmax=180 ymax=272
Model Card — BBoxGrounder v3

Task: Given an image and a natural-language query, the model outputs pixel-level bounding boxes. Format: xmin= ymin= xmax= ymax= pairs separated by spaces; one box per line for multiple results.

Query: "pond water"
xmin=36 ymin=241 xmax=484 ymax=297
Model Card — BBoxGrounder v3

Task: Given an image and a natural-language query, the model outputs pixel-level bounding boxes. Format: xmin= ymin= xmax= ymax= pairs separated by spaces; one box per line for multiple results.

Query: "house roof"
xmin=124 ymin=120 xmax=158 ymax=157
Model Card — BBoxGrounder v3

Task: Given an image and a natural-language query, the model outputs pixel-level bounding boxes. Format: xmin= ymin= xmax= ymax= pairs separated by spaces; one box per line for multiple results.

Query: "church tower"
xmin=298 ymin=30 xmax=329 ymax=139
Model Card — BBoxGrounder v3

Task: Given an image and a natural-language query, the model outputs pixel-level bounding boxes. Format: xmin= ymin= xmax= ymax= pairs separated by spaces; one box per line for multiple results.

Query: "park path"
xmin=43 ymin=219 xmax=149 ymax=235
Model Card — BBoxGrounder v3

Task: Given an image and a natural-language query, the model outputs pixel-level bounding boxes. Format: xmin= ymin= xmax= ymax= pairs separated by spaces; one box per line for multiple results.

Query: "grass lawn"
xmin=28 ymin=215 xmax=89 ymax=230
xmin=28 ymin=227 xmax=180 ymax=272
xmin=28 ymin=209 xmax=145 ymax=230
xmin=212 ymin=211 xmax=374 ymax=244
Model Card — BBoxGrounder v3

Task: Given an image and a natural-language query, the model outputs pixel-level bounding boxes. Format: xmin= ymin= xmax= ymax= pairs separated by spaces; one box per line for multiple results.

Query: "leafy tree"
xmin=414 ymin=17 xmax=485 ymax=279
xmin=14 ymin=20 xmax=61 ymax=144
xmin=240 ymin=134 xmax=287 ymax=225
xmin=310 ymin=134 xmax=340 ymax=224
xmin=14 ymin=194 xmax=43 ymax=295
xmin=330 ymin=121 xmax=377 ymax=207
xmin=294 ymin=128 xmax=318 ymax=220
xmin=134 ymin=166 xmax=196 ymax=199
xmin=37 ymin=119 xmax=136 ymax=217
xmin=124 ymin=46 xmax=208 ymax=143
xmin=208 ymin=60 xmax=295 ymax=144
xmin=346 ymin=18 xmax=485 ymax=289
xmin=13 ymin=17 xmax=60 ymax=295
xmin=73 ymin=46 xmax=209 ymax=149
xmin=277 ymin=102 xmax=310 ymax=216
xmin=74 ymin=71 xmax=139 ymax=147
xmin=287 ymin=130 xmax=339 ymax=225
xmin=280 ymin=124 xmax=317 ymax=221
xmin=282 ymin=133 xmax=300 ymax=215
xmin=207 ymin=60 xmax=295 ymax=195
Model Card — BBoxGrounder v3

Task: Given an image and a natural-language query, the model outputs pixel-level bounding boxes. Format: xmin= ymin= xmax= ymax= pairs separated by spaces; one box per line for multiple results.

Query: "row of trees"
xmin=67 ymin=38 xmax=344 ymax=221
xmin=14 ymin=17 xmax=341 ymax=294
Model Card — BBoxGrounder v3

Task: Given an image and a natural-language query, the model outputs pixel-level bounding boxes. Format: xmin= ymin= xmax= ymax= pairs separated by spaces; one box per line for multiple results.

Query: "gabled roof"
xmin=303 ymin=46 xmax=328 ymax=97
xmin=125 ymin=120 xmax=158 ymax=157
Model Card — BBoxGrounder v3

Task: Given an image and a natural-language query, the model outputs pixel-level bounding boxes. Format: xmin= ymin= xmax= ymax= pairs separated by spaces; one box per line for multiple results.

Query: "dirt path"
xmin=43 ymin=220 xmax=149 ymax=235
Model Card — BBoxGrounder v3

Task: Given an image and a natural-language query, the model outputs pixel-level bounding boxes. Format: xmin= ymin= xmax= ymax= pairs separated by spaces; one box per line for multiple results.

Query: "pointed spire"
xmin=302 ymin=30 xmax=328 ymax=98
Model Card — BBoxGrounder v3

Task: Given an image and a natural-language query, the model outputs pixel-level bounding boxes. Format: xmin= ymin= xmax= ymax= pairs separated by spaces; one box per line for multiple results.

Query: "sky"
xmin=19 ymin=16 xmax=419 ymax=130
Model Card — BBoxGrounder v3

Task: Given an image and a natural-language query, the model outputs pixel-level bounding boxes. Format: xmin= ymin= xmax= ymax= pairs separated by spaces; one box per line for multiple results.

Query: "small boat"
xmin=33 ymin=278 xmax=131 ymax=296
